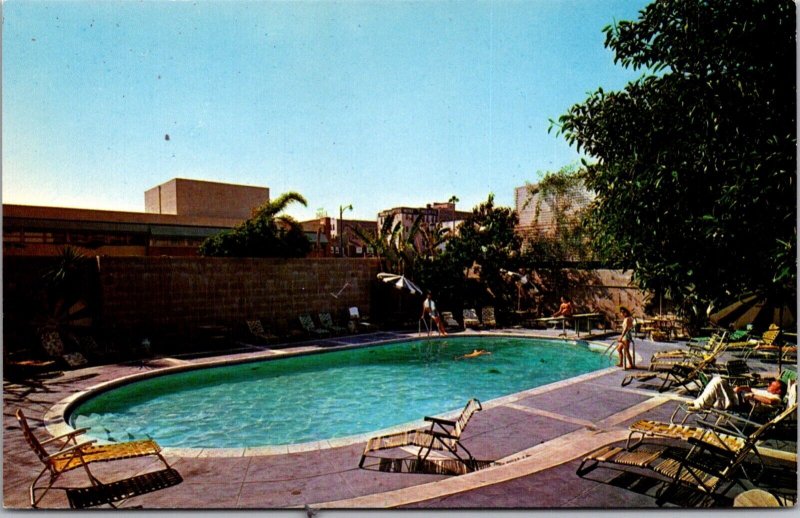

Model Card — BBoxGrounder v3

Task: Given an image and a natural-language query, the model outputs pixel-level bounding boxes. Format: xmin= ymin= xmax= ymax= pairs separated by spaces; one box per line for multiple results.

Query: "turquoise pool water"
xmin=69 ymin=336 xmax=612 ymax=448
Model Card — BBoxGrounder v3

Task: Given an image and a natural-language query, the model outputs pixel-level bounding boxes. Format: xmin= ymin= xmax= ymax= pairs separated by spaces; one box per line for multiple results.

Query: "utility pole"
xmin=339 ymin=204 xmax=353 ymax=257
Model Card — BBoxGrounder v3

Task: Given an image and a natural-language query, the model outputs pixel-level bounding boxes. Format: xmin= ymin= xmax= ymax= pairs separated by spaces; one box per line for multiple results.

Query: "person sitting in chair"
xmin=553 ymin=296 xmax=575 ymax=318
xmin=688 ymin=376 xmax=786 ymax=411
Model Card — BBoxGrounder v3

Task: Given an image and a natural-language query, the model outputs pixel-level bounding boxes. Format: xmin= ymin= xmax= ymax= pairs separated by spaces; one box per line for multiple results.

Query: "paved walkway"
xmin=3 ymin=328 xmax=796 ymax=509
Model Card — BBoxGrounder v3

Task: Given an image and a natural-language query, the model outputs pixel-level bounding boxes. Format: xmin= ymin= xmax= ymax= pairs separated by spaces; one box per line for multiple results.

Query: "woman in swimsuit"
xmin=616 ymin=306 xmax=635 ymax=369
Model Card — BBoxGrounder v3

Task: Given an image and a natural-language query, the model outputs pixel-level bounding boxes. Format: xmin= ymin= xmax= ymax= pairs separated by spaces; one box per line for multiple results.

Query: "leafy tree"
xmin=554 ymin=0 xmax=796 ymax=316
xmin=416 ymin=195 xmax=521 ymax=315
xmin=199 ymin=192 xmax=311 ymax=257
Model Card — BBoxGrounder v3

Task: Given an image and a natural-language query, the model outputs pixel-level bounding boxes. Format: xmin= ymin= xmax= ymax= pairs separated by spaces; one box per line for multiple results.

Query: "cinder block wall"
xmin=95 ymin=257 xmax=380 ymax=334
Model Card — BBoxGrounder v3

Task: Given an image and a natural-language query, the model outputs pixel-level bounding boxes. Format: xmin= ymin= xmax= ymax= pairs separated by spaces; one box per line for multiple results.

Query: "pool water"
xmin=69 ymin=336 xmax=612 ymax=448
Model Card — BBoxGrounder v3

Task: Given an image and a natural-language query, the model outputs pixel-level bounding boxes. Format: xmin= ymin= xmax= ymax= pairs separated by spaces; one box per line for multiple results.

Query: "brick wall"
xmin=3 ymin=256 xmax=379 ymax=339
xmin=95 ymin=257 xmax=380 ymax=333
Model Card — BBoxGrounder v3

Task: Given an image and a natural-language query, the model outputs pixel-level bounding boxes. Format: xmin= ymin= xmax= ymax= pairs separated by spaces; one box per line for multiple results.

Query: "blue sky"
xmin=3 ymin=0 xmax=651 ymax=221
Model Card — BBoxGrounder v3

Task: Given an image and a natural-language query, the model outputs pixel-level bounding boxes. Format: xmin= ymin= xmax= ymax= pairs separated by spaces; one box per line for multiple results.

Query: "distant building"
xmin=301 ymin=217 xmax=376 ymax=257
xmin=145 ymin=178 xmax=269 ymax=219
xmin=377 ymin=201 xmax=471 ymax=250
xmin=4 ymin=179 xmax=270 ymax=257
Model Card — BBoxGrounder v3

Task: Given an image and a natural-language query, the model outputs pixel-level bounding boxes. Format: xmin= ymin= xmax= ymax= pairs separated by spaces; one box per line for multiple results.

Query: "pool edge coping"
xmin=45 ymin=330 xmax=631 ymax=457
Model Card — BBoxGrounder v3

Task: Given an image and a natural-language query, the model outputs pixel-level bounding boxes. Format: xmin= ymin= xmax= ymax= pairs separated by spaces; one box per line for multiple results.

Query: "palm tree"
xmin=199 ymin=191 xmax=310 ymax=257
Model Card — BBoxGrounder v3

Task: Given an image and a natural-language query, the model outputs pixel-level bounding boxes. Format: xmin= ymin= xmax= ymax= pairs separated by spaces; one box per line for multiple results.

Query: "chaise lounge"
xmin=359 ymin=399 xmax=484 ymax=475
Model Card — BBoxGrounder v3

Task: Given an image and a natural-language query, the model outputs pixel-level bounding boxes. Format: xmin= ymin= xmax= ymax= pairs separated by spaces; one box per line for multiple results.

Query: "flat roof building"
xmin=4 ymin=179 xmax=270 ymax=257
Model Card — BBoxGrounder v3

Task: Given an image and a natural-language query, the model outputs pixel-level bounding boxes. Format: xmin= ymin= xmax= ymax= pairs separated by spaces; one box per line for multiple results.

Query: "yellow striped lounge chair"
xmin=650 ymin=332 xmax=728 ymax=363
xmin=16 ymin=409 xmax=180 ymax=508
xmin=359 ymin=399 xmax=483 ymax=474
xmin=576 ymin=402 xmax=797 ymax=504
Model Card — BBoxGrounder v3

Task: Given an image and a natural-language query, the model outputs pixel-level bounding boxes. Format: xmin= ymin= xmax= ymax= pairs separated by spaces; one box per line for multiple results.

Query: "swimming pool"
xmin=69 ymin=336 xmax=613 ymax=448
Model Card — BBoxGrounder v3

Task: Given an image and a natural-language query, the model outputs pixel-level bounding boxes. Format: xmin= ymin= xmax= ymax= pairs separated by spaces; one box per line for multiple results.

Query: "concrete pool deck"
xmin=3 ymin=327 xmax=796 ymax=509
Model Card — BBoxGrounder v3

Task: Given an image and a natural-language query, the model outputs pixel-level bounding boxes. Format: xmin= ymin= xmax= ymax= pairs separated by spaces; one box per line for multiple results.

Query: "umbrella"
xmin=709 ymin=294 xmax=796 ymax=331
xmin=376 ymin=273 xmax=424 ymax=295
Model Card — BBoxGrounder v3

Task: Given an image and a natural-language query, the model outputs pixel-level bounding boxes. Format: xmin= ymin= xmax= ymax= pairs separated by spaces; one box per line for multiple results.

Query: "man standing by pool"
xmin=422 ymin=292 xmax=448 ymax=336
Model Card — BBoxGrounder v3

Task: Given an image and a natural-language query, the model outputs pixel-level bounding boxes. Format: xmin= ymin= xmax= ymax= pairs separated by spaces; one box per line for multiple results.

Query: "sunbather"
xmin=552 ymin=296 xmax=574 ymax=318
xmin=688 ymin=375 xmax=785 ymax=411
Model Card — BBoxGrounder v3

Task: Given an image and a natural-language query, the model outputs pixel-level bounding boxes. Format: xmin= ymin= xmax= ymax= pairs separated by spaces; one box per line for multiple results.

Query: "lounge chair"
xmin=463 ymin=309 xmax=481 ymax=329
xmin=16 ymin=409 xmax=180 ymax=508
xmin=441 ymin=311 xmax=459 ymax=329
xmin=298 ymin=314 xmax=330 ymax=337
xmin=576 ymin=402 xmax=797 ymax=505
xmin=481 ymin=307 xmax=497 ymax=328
xmin=38 ymin=329 xmax=88 ymax=368
xmin=731 ymin=325 xmax=782 ymax=358
xmin=349 ymin=307 xmax=377 ymax=332
xmin=246 ymin=319 xmax=279 ymax=344
xmin=359 ymin=399 xmax=483 ymax=474
xmin=621 ymin=353 xmax=718 ymax=394
xmin=651 ymin=332 xmax=728 ymax=362
xmin=669 ymin=371 xmax=798 ymax=431
xmin=318 ymin=312 xmax=347 ymax=335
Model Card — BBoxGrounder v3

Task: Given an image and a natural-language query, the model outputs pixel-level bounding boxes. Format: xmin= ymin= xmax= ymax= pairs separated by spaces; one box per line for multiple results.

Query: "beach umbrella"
xmin=377 ymin=273 xmax=424 ymax=318
xmin=377 ymin=273 xmax=424 ymax=295
xmin=709 ymin=294 xmax=795 ymax=331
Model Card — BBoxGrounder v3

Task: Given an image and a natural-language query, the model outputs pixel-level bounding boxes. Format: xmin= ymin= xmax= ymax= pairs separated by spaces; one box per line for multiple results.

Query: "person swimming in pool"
xmin=456 ymin=349 xmax=492 ymax=360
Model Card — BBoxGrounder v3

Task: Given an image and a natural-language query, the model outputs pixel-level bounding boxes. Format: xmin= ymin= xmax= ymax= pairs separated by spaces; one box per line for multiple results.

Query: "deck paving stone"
xmin=245 ymin=450 xmax=332 ymax=481
xmin=123 ymin=480 xmax=243 ymax=509
xmin=237 ymin=471 xmax=359 ymax=508
xmin=165 ymin=456 xmax=251 ymax=486
xmin=4 ymin=330 xmax=795 ymax=509
xmin=515 ymin=384 xmax=649 ymax=421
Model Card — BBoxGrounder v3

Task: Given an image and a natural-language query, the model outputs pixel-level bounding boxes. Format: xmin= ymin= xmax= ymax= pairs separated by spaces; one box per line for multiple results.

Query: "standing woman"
xmin=617 ymin=307 xmax=635 ymax=369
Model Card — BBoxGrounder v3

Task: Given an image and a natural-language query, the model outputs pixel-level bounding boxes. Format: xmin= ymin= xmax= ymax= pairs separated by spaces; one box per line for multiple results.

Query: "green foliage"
xmin=554 ymin=0 xmax=796 ymax=313
xmin=42 ymin=245 xmax=88 ymax=289
xmin=415 ymin=195 xmax=521 ymax=314
xmin=199 ymin=192 xmax=311 ymax=257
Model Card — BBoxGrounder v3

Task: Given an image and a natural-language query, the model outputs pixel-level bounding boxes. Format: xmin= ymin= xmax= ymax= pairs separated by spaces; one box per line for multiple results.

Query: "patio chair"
xmin=349 ymin=307 xmax=377 ymax=332
xmin=463 ymin=309 xmax=481 ymax=329
xmin=621 ymin=353 xmax=718 ymax=394
xmin=298 ymin=314 xmax=330 ymax=337
xmin=576 ymin=402 xmax=797 ymax=505
xmin=732 ymin=325 xmax=783 ymax=358
xmin=38 ymin=329 xmax=88 ymax=368
xmin=651 ymin=332 xmax=728 ymax=362
xmin=481 ymin=307 xmax=497 ymax=328
xmin=669 ymin=371 xmax=798 ymax=432
xmin=16 ymin=409 xmax=179 ymax=508
xmin=627 ymin=396 xmax=797 ymax=449
xmin=318 ymin=312 xmax=347 ymax=335
xmin=441 ymin=311 xmax=459 ymax=329
xmin=246 ymin=319 xmax=279 ymax=344
xmin=359 ymin=399 xmax=483 ymax=474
